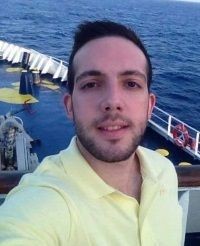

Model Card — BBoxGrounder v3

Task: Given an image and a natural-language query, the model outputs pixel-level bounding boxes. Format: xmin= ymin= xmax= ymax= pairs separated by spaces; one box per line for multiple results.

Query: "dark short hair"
xmin=67 ymin=20 xmax=152 ymax=94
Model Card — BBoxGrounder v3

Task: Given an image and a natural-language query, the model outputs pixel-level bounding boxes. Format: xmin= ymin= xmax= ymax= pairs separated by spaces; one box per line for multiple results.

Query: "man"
xmin=0 ymin=21 xmax=182 ymax=245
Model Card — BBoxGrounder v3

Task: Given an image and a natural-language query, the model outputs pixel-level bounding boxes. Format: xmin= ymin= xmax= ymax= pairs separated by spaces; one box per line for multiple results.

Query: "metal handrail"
xmin=150 ymin=106 xmax=200 ymax=158
xmin=29 ymin=48 xmax=68 ymax=66
xmin=152 ymin=106 xmax=199 ymax=133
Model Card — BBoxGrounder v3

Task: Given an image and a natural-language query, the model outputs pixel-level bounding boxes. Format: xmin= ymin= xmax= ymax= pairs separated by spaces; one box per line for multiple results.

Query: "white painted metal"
xmin=48 ymin=59 xmax=61 ymax=75
xmin=29 ymin=52 xmax=38 ymax=64
xmin=61 ymin=67 xmax=68 ymax=81
xmin=37 ymin=56 xmax=47 ymax=71
xmin=0 ymin=40 xmax=68 ymax=81
xmin=1 ymin=42 xmax=9 ymax=52
xmin=149 ymin=106 xmax=200 ymax=160
xmin=3 ymin=44 xmax=14 ymax=60
xmin=12 ymin=48 xmax=23 ymax=64
xmin=0 ymin=41 xmax=5 ymax=51
xmin=53 ymin=60 xmax=63 ymax=79
xmin=0 ymin=113 xmax=39 ymax=172
xmin=15 ymin=133 xmax=27 ymax=171
xmin=7 ymin=45 xmax=19 ymax=62
xmin=195 ymin=132 xmax=200 ymax=156
xmin=30 ymin=54 xmax=41 ymax=70
xmin=41 ymin=57 xmax=52 ymax=74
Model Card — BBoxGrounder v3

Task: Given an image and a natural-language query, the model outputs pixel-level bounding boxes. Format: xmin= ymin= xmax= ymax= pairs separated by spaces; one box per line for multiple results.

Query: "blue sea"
xmin=0 ymin=0 xmax=199 ymax=160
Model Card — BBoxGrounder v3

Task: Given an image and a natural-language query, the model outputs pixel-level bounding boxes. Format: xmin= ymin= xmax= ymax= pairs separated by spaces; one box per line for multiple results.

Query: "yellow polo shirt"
xmin=0 ymin=137 xmax=182 ymax=245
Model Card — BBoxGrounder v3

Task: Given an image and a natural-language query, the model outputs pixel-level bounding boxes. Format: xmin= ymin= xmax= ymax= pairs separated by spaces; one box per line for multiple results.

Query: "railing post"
xmin=167 ymin=115 xmax=172 ymax=136
xmin=195 ymin=132 xmax=199 ymax=155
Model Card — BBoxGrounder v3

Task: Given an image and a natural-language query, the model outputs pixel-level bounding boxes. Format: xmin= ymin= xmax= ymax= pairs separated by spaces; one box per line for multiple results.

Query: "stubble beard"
xmin=73 ymin=113 xmax=148 ymax=163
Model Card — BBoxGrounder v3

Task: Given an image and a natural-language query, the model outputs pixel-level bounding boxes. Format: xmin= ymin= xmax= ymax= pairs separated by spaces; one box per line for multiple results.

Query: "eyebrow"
xmin=120 ymin=70 xmax=147 ymax=82
xmin=75 ymin=70 xmax=103 ymax=83
xmin=75 ymin=69 xmax=147 ymax=83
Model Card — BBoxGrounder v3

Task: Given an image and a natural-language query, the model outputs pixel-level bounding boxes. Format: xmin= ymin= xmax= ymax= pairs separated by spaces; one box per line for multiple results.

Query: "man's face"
xmin=65 ymin=36 xmax=155 ymax=162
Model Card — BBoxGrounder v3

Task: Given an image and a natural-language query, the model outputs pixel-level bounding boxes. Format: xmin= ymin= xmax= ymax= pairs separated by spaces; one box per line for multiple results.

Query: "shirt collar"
xmin=60 ymin=137 xmax=159 ymax=199
xmin=136 ymin=146 xmax=159 ymax=183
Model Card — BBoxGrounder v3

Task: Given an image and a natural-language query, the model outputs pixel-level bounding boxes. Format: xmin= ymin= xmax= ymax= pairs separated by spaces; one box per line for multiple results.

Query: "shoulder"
xmin=0 ymin=150 xmax=77 ymax=244
xmin=0 ymin=139 xmax=82 ymax=244
xmin=32 ymin=136 xmax=78 ymax=178
xmin=0 ymin=184 xmax=71 ymax=244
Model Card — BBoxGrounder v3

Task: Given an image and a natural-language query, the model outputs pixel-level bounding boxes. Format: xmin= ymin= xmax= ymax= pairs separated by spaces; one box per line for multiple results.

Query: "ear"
xmin=147 ymin=93 xmax=156 ymax=120
xmin=63 ymin=93 xmax=74 ymax=120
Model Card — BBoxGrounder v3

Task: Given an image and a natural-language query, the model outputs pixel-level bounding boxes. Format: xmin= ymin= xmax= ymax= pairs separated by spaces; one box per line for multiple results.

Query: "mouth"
xmin=96 ymin=120 xmax=129 ymax=139
xmin=98 ymin=123 xmax=129 ymax=131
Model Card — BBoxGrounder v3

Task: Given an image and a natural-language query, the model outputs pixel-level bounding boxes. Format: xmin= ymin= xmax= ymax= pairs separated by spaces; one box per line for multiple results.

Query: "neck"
xmin=76 ymin=138 xmax=142 ymax=201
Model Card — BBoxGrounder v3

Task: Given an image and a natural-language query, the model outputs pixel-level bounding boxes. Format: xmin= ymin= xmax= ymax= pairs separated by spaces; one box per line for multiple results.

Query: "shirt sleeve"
xmin=0 ymin=186 xmax=71 ymax=246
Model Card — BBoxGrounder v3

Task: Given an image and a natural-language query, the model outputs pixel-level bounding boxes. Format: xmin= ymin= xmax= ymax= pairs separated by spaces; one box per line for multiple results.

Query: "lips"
xmin=97 ymin=121 xmax=129 ymax=132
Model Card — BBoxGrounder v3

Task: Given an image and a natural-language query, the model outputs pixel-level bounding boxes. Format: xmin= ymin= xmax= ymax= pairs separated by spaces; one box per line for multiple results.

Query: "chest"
xmin=69 ymin=196 xmax=141 ymax=246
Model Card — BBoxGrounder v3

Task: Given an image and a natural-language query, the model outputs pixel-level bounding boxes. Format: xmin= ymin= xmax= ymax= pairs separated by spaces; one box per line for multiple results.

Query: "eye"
xmin=126 ymin=81 xmax=139 ymax=88
xmin=128 ymin=81 xmax=136 ymax=87
xmin=81 ymin=82 xmax=97 ymax=90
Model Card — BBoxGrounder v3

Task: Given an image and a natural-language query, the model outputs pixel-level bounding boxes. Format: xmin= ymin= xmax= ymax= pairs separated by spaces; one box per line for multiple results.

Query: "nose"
xmin=100 ymin=84 xmax=123 ymax=112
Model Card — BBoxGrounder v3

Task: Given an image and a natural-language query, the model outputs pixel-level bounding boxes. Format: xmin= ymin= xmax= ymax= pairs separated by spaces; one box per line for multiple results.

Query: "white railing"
xmin=149 ymin=106 xmax=200 ymax=160
xmin=0 ymin=40 xmax=68 ymax=81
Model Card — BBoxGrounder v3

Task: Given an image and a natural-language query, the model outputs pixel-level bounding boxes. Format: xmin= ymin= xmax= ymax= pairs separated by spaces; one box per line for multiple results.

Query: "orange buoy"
xmin=172 ymin=124 xmax=189 ymax=147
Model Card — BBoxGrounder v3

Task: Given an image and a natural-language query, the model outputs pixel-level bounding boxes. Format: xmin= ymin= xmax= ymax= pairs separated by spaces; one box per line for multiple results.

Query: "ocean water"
xmin=0 ymin=0 xmax=199 ymax=160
